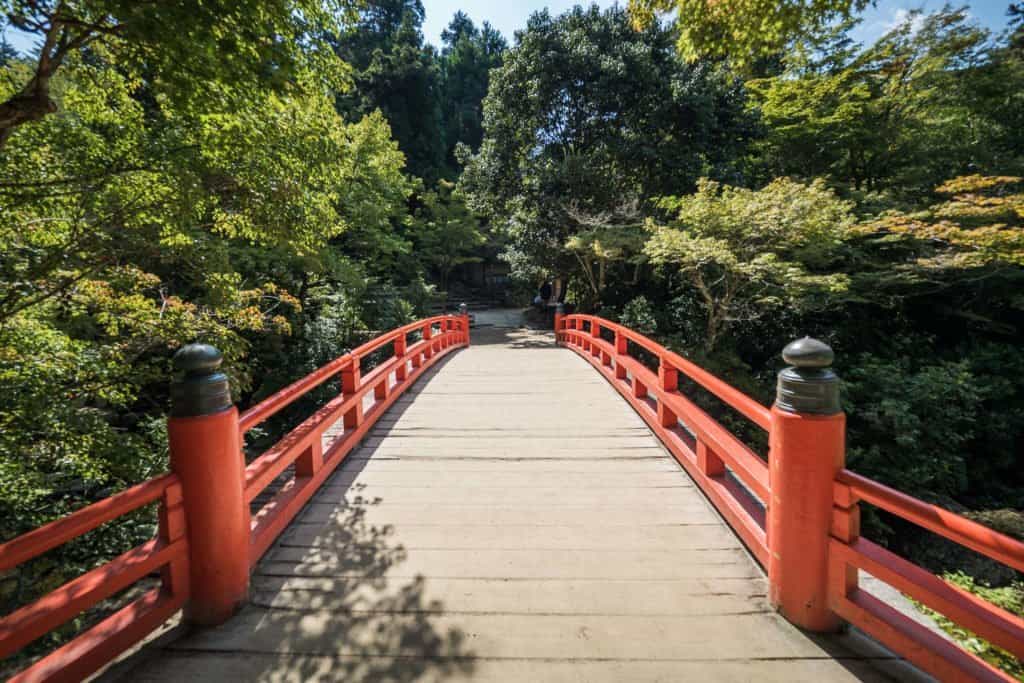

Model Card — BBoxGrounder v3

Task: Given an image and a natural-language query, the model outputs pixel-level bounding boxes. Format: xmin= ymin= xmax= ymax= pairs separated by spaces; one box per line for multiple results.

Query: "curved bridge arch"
xmin=2 ymin=315 xmax=1022 ymax=682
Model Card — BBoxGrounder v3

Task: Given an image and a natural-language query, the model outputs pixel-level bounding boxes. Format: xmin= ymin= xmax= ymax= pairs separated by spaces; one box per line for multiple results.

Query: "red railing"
xmin=243 ymin=315 xmax=468 ymax=564
xmin=0 ymin=313 xmax=468 ymax=681
xmin=558 ymin=313 xmax=1024 ymax=683
xmin=5 ymin=307 xmax=1019 ymax=682
xmin=0 ymin=475 xmax=188 ymax=682
xmin=558 ymin=314 xmax=771 ymax=564
xmin=830 ymin=470 xmax=1024 ymax=682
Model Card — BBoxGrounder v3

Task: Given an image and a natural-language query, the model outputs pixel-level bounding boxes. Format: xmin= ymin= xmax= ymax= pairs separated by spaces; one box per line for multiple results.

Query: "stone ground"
xmin=114 ymin=318 xmax=928 ymax=682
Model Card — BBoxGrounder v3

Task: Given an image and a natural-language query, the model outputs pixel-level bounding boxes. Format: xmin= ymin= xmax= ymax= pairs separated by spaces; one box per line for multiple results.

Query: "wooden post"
xmin=657 ymin=358 xmax=678 ymax=427
xmin=395 ymin=332 xmax=408 ymax=382
xmin=614 ymin=330 xmax=628 ymax=380
xmin=768 ymin=337 xmax=845 ymax=632
xmin=554 ymin=303 xmax=564 ymax=344
xmin=423 ymin=322 xmax=434 ymax=360
xmin=341 ymin=358 xmax=363 ymax=429
xmin=167 ymin=344 xmax=249 ymax=625
xmin=460 ymin=303 xmax=470 ymax=346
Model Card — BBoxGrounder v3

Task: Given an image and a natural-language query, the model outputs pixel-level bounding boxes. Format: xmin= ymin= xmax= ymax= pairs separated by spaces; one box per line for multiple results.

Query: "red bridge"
xmin=1 ymin=309 xmax=1022 ymax=681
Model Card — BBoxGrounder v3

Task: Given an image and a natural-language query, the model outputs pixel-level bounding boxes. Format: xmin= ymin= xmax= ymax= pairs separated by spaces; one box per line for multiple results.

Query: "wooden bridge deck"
xmin=125 ymin=325 xmax=905 ymax=682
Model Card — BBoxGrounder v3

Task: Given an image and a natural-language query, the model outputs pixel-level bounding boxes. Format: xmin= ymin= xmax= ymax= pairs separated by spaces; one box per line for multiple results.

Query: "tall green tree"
xmin=627 ymin=0 xmax=869 ymax=68
xmin=438 ymin=12 xmax=506 ymax=173
xmin=332 ymin=0 xmax=446 ymax=182
xmin=0 ymin=0 xmax=350 ymax=146
xmin=412 ymin=179 xmax=485 ymax=290
xmin=645 ymin=178 xmax=854 ymax=351
xmin=748 ymin=8 xmax=1008 ymax=195
xmin=460 ymin=5 xmax=756 ymax=304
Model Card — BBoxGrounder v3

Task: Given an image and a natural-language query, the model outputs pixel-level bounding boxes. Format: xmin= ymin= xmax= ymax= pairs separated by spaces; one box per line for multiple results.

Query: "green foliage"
xmin=412 ymin=180 xmax=485 ymax=289
xmin=843 ymin=353 xmax=982 ymax=499
xmin=0 ymin=0 xmax=352 ymax=145
xmin=747 ymin=8 xmax=1022 ymax=194
xmin=645 ymin=178 xmax=854 ymax=350
xmin=330 ymin=3 xmax=506 ymax=184
xmin=332 ymin=0 xmax=446 ymax=182
xmin=618 ymin=296 xmax=658 ymax=335
xmin=460 ymin=4 xmax=756 ymax=296
xmin=856 ymin=175 xmax=1024 ymax=269
xmin=919 ymin=572 xmax=1024 ymax=677
xmin=627 ymin=0 xmax=869 ymax=68
xmin=0 ymin=38 xmax=413 ymax=657
xmin=439 ymin=12 xmax=506 ymax=173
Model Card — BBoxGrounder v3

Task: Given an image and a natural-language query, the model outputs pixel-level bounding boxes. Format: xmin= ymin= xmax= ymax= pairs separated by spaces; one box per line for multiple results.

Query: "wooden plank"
xmin=123 ymin=323 xmax=899 ymax=682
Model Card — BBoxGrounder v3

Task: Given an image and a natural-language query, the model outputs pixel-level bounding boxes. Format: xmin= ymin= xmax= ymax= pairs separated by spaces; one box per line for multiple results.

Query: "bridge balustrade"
xmin=556 ymin=309 xmax=1024 ymax=683
xmin=2 ymin=303 xmax=1023 ymax=682
xmin=0 ymin=312 xmax=469 ymax=682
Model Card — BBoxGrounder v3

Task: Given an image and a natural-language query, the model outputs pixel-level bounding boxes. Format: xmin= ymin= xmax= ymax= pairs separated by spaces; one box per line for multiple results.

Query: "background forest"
xmin=1 ymin=0 xmax=1023 ymax=674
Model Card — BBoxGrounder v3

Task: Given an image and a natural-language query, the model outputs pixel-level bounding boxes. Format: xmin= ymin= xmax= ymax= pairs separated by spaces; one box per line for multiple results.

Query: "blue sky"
xmin=421 ymin=0 xmax=1013 ymax=48
xmin=3 ymin=1 xmax=1016 ymax=54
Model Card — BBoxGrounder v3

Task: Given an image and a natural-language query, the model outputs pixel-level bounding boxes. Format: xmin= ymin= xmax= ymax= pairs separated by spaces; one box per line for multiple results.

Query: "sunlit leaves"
xmin=645 ymin=178 xmax=854 ymax=349
xmin=628 ymin=0 xmax=869 ymax=68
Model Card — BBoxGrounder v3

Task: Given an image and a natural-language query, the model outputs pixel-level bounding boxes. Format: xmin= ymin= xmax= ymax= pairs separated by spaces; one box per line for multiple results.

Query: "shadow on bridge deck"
xmin=110 ymin=326 xmax=926 ymax=683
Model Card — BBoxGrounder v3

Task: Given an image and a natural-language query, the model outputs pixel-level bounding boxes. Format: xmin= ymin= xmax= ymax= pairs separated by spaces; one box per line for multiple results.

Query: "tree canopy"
xmin=3 ymin=2 xmax=1024 ymax=676
xmin=460 ymin=5 xmax=756 ymax=303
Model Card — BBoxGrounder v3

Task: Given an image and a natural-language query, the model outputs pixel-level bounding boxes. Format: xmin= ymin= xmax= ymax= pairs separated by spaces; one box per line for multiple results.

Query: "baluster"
xmin=460 ymin=303 xmax=470 ymax=346
xmin=158 ymin=481 xmax=189 ymax=602
xmin=423 ymin=322 xmax=434 ymax=360
xmin=632 ymin=376 xmax=647 ymax=399
xmin=657 ymin=358 xmax=678 ymax=427
xmin=341 ymin=358 xmax=363 ymax=429
xmin=295 ymin=440 xmax=323 ymax=477
xmin=395 ymin=332 xmax=408 ymax=382
xmin=830 ymin=485 xmax=861 ymax=604
xmin=697 ymin=441 xmax=725 ymax=477
xmin=614 ymin=330 xmax=628 ymax=380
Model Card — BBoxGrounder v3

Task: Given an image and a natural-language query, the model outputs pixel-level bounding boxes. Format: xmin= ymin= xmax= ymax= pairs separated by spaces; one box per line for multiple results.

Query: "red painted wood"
xmin=562 ymin=315 xmax=771 ymax=430
xmin=837 ymin=469 xmax=1024 ymax=574
xmin=0 ymin=474 xmax=178 ymax=571
xmin=8 ymin=587 xmax=185 ymax=683
xmin=833 ymin=538 xmax=1024 ymax=659
xmin=829 ymin=583 xmax=1010 ymax=682
xmin=247 ymin=328 xmax=465 ymax=566
xmin=0 ymin=539 xmax=186 ymax=659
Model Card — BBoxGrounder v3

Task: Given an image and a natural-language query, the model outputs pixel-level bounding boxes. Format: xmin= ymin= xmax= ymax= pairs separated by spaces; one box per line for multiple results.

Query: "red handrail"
xmin=556 ymin=313 xmax=1024 ymax=682
xmin=239 ymin=315 xmax=453 ymax=434
xmin=0 ymin=313 xmax=469 ymax=682
xmin=0 ymin=476 xmax=187 ymax=681
xmin=243 ymin=314 xmax=468 ymax=565
xmin=831 ymin=469 xmax=1024 ymax=681
xmin=0 ymin=473 xmax=178 ymax=571
xmin=837 ymin=469 xmax=1024 ymax=574
xmin=558 ymin=314 xmax=771 ymax=565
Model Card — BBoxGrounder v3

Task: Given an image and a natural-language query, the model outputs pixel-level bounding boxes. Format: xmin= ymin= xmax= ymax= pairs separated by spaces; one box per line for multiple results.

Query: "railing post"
xmin=341 ymin=358 xmax=363 ymax=429
xmin=657 ymin=358 xmax=678 ymax=427
xmin=768 ymin=337 xmax=845 ymax=632
xmin=394 ymin=332 xmax=407 ymax=382
xmin=614 ymin=330 xmax=628 ymax=379
xmin=554 ymin=303 xmax=564 ymax=343
xmin=423 ymin=322 xmax=434 ymax=359
xmin=167 ymin=344 xmax=250 ymax=625
xmin=459 ymin=303 xmax=470 ymax=346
